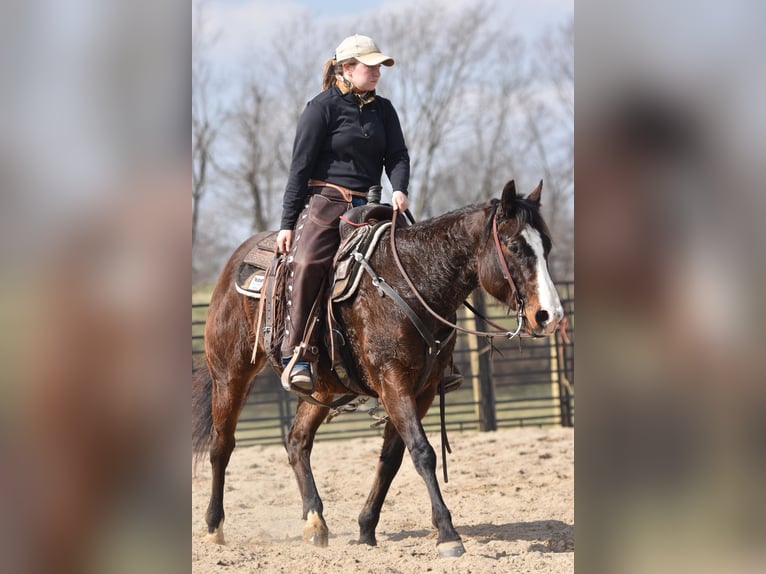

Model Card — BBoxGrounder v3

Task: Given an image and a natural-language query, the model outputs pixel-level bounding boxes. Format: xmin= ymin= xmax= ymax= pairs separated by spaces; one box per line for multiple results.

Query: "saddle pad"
xmin=235 ymin=263 xmax=267 ymax=298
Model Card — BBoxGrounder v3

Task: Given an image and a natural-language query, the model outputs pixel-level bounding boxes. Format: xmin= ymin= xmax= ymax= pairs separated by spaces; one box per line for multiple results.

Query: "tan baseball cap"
xmin=335 ymin=34 xmax=394 ymax=67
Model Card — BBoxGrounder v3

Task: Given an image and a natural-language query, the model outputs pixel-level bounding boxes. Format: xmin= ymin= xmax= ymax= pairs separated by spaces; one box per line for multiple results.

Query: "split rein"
xmin=389 ymin=206 xmax=525 ymax=342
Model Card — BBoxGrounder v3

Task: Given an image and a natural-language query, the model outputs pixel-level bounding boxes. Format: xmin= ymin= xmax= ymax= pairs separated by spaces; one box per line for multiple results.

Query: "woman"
xmin=277 ymin=34 xmax=410 ymax=392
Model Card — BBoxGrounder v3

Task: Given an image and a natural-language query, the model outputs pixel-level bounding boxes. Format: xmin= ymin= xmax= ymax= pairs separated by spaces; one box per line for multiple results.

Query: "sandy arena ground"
xmin=192 ymin=426 xmax=574 ymax=573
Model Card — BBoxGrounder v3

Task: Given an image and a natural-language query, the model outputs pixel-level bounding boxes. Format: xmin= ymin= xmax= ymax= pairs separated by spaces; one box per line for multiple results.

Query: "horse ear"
xmin=501 ymin=180 xmax=517 ymax=212
xmin=527 ymin=180 xmax=543 ymax=205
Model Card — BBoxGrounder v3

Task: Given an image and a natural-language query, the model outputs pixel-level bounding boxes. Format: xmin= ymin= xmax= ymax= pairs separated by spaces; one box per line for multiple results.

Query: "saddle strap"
xmin=299 ymin=392 xmax=359 ymax=410
xmin=251 ymin=271 xmax=270 ymax=364
xmin=353 ymin=251 xmax=454 ymax=394
xmin=262 ymin=254 xmax=285 ymax=355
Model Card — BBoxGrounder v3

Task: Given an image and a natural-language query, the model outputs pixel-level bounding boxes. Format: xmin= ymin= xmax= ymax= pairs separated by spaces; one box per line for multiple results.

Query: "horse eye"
xmin=508 ymin=241 xmax=519 ymax=254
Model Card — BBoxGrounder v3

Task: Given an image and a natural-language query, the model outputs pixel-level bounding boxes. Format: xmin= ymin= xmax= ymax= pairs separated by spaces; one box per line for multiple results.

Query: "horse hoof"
xmin=302 ymin=511 xmax=329 ymax=548
xmin=437 ymin=539 xmax=466 ymax=558
xmin=206 ymin=526 xmax=226 ymax=545
xmin=304 ymin=531 xmax=328 ymax=547
xmin=357 ymin=536 xmax=377 ymax=547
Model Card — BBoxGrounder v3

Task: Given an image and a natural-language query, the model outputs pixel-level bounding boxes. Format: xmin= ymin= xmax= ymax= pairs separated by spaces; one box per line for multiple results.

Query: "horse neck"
xmin=389 ymin=207 xmax=488 ymax=314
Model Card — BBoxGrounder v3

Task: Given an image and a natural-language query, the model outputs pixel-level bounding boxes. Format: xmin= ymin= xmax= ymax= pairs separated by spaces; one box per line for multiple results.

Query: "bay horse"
xmin=192 ymin=179 xmax=564 ymax=557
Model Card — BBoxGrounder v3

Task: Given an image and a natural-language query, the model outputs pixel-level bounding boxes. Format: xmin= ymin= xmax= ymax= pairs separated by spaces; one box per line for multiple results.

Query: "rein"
xmin=388 ymin=207 xmax=525 ymax=340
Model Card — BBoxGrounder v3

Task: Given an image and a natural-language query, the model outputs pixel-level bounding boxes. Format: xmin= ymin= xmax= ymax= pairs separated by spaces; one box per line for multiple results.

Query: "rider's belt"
xmin=308 ymin=179 xmax=367 ymax=202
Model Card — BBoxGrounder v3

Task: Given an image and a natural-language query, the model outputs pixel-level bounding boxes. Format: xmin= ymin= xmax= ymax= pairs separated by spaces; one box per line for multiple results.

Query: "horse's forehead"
xmin=521 ymin=226 xmax=544 ymax=254
xmin=519 ymin=224 xmax=550 ymax=255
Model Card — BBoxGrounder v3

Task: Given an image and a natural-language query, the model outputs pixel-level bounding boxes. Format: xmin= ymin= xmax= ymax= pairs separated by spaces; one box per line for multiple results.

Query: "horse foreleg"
xmin=286 ymin=399 xmax=330 ymax=547
xmin=383 ymin=391 xmax=465 ymax=558
xmin=357 ymin=422 xmax=405 ymax=546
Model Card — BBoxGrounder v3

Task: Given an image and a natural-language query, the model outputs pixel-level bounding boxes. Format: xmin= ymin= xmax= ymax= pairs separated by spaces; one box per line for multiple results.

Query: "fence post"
xmin=549 ymin=336 xmax=561 ymax=425
xmin=470 ymin=290 xmax=497 ymax=432
xmin=555 ymin=282 xmax=574 ymax=427
xmin=555 ymin=328 xmax=574 ymax=427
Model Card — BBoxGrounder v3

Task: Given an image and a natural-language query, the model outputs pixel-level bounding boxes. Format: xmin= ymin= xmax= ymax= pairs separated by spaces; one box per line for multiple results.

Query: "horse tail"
xmin=192 ymin=361 xmax=214 ymax=466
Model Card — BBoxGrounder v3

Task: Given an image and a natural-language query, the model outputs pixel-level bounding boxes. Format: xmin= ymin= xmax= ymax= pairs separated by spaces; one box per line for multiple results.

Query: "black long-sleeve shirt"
xmin=280 ymin=86 xmax=410 ymax=230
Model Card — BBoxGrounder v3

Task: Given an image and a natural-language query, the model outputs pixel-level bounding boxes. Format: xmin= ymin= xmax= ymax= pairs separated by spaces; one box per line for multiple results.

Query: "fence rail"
xmin=192 ymin=282 xmax=574 ymax=446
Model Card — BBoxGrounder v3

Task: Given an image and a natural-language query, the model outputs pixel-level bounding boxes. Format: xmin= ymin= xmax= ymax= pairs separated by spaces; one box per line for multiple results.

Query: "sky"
xmin=201 ymin=0 xmax=573 ymax=81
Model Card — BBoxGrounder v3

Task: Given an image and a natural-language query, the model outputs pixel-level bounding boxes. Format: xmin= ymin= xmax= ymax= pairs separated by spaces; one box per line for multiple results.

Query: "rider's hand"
xmin=276 ymin=229 xmax=293 ymax=254
xmin=392 ymin=190 xmax=409 ymax=212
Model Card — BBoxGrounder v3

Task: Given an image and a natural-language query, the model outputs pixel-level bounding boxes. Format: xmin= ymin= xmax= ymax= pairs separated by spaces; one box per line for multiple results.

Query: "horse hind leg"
xmin=202 ymin=342 xmax=267 ymax=544
xmin=202 ymin=369 xmax=253 ymax=543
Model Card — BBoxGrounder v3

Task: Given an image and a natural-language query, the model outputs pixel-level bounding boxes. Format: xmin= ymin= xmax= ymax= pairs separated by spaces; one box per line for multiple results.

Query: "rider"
xmin=276 ymin=34 xmax=410 ymax=391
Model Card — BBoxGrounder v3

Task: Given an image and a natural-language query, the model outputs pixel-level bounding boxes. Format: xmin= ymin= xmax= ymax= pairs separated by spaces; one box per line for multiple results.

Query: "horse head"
xmin=479 ymin=179 xmax=564 ymax=337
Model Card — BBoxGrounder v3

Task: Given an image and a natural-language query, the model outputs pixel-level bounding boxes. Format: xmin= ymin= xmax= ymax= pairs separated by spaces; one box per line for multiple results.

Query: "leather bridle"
xmin=389 ymin=205 xmax=525 ymax=340
xmin=491 ymin=204 xmax=525 ymax=318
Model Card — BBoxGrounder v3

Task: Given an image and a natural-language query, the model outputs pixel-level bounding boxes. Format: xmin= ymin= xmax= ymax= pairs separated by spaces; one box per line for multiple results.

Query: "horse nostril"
xmin=535 ymin=310 xmax=549 ymax=327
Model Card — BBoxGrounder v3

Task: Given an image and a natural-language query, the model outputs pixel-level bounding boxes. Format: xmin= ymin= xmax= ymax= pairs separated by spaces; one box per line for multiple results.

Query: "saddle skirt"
xmin=233 ymin=204 xmax=404 ymax=397
xmin=235 ymin=232 xmax=278 ymax=297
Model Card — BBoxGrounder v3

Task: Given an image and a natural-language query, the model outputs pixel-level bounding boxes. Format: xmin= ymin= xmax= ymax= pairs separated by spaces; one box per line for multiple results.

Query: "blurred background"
xmin=576 ymin=1 xmax=766 ymax=573
xmin=0 ymin=1 xmax=188 ymax=572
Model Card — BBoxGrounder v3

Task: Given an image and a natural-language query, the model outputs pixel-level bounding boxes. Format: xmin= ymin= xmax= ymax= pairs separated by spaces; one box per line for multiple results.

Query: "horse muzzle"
xmin=524 ymin=306 xmax=564 ymax=337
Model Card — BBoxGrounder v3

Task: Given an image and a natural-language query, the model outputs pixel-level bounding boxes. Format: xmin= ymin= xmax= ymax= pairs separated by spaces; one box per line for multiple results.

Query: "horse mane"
xmin=481 ymin=197 xmax=552 ymax=249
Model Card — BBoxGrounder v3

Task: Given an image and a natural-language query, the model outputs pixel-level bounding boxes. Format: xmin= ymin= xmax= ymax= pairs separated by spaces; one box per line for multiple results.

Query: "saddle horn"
xmin=367 ymin=185 xmax=382 ymax=204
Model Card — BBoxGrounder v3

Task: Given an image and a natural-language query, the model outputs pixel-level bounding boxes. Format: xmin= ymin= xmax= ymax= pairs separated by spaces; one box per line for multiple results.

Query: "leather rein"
xmin=389 ymin=204 xmax=526 ymax=340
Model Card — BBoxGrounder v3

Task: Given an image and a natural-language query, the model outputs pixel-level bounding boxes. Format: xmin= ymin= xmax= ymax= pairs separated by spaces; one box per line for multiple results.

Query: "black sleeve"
xmin=280 ymin=99 xmax=328 ymax=230
xmin=382 ymin=100 xmax=410 ymax=194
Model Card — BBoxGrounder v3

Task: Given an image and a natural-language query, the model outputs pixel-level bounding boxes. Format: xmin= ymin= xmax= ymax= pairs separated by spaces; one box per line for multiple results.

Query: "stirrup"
xmin=280 ymin=349 xmax=316 ymax=394
xmin=440 ymin=373 xmax=464 ymax=394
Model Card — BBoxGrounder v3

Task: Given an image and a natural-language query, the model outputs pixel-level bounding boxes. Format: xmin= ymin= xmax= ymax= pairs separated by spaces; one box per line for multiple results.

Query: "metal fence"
xmin=192 ymin=281 xmax=574 ymax=446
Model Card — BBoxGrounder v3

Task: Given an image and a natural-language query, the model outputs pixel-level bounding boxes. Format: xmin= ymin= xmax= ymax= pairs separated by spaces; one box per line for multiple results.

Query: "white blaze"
xmin=521 ymin=227 xmax=563 ymax=321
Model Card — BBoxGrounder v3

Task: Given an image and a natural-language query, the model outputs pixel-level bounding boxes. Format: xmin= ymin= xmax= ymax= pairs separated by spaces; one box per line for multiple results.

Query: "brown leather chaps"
xmin=281 ymin=187 xmax=353 ymax=360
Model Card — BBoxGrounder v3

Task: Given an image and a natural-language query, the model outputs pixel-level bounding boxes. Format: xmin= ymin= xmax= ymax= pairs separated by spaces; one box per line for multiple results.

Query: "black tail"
xmin=192 ymin=361 xmax=214 ymax=467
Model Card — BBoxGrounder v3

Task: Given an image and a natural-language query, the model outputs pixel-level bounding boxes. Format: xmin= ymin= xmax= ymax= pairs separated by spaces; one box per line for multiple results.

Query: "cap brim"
xmin=356 ymin=53 xmax=395 ymax=67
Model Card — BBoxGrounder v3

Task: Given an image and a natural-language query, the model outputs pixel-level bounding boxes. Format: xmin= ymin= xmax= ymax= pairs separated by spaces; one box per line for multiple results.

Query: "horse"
xmin=192 ymin=179 xmax=564 ymax=557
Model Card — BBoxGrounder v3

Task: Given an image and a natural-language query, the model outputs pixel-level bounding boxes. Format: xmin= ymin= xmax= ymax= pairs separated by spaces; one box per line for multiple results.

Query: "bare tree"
xmin=524 ymin=16 xmax=574 ymax=279
xmin=458 ymin=35 xmax=528 ymax=205
xmin=419 ymin=37 xmax=529 ymax=218
xmin=217 ymin=80 xmax=284 ymax=233
xmin=374 ymin=1 xmax=497 ymax=218
xmin=214 ymin=12 xmax=328 ymax=235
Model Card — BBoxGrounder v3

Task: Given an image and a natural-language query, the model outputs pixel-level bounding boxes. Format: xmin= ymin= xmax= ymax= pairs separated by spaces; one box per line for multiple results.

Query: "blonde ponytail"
xmin=321 ymin=58 xmax=340 ymax=91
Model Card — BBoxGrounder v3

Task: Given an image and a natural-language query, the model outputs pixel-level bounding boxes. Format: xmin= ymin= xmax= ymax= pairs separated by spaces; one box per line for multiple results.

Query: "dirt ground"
xmin=192 ymin=426 xmax=574 ymax=573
